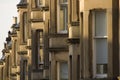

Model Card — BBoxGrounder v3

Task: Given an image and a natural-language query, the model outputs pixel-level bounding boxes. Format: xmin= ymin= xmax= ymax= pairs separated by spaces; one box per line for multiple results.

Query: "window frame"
xmin=36 ymin=0 xmax=44 ymax=8
xmin=22 ymin=12 xmax=27 ymax=43
xmin=92 ymin=10 xmax=108 ymax=78
xmin=57 ymin=61 xmax=68 ymax=80
xmin=36 ymin=30 xmax=44 ymax=69
xmin=57 ymin=0 xmax=68 ymax=34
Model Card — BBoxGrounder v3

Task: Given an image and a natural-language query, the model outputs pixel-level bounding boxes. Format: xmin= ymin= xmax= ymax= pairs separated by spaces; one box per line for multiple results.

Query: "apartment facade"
xmin=0 ymin=0 xmax=119 ymax=80
xmin=79 ymin=0 xmax=119 ymax=79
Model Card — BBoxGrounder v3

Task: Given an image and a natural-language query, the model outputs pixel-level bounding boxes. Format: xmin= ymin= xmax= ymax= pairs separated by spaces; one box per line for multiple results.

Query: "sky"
xmin=0 ymin=0 xmax=19 ymax=58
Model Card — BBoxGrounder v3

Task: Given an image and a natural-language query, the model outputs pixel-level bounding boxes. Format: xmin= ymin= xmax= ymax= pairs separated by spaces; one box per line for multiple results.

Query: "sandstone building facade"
xmin=0 ymin=0 xmax=119 ymax=80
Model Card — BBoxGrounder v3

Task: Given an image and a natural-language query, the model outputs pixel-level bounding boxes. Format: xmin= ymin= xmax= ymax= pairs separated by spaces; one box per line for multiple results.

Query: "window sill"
xmin=57 ymin=30 xmax=68 ymax=34
xmin=96 ymin=74 xmax=107 ymax=78
xmin=94 ymin=36 xmax=107 ymax=39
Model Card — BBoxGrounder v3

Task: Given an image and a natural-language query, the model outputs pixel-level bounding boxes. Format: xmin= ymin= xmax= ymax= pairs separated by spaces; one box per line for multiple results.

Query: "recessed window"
xmin=92 ymin=10 xmax=108 ymax=78
xmin=57 ymin=0 xmax=68 ymax=33
xmin=23 ymin=60 xmax=27 ymax=80
xmin=57 ymin=62 xmax=68 ymax=80
xmin=36 ymin=30 xmax=44 ymax=69
xmin=23 ymin=12 xmax=27 ymax=43
xmin=14 ymin=40 xmax=17 ymax=66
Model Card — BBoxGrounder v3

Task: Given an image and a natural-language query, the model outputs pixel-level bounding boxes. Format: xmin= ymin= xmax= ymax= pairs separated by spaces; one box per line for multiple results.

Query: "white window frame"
xmin=36 ymin=0 xmax=44 ymax=7
xmin=92 ymin=10 xmax=108 ymax=78
xmin=57 ymin=0 xmax=68 ymax=34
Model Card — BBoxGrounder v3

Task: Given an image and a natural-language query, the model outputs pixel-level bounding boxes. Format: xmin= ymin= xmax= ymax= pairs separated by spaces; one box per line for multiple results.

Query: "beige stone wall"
xmin=0 ymin=0 xmax=119 ymax=80
xmin=80 ymin=0 xmax=112 ymax=12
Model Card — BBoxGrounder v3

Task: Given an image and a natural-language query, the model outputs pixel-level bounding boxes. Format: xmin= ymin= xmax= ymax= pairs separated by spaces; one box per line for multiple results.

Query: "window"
xmin=36 ymin=0 xmax=44 ymax=7
xmin=93 ymin=10 xmax=108 ymax=78
xmin=32 ymin=30 xmax=44 ymax=69
xmin=23 ymin=12 xmax=27 ymax=43
xmin=69 ymin=56 xmax=72 ymax=79
xmin=6 ymin=56 xmax=10 ymax=77
xmin=23 ymin=60 xmax=27 ymax=80
xmin=77 ymin=55 xmax=80 ymax=79
xmin=39 ymin=31 xmax=44 ymax=63
xmin=1 ymin=68 xmax=3 ymax=80
xmin=57 ymin=62 xmax=68 ymax=80
xmin=57 ymin=0 xmax=68 ymax=33
xmin=14 ymin=40 xmax=17 ymax=66
xmin=36 ymin=30 xmax=44 ymax=69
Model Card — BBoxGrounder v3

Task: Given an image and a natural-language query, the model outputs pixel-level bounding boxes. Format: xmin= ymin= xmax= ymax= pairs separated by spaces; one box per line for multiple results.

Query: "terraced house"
xmin=0 ymin=0 xmax=119 ymax=80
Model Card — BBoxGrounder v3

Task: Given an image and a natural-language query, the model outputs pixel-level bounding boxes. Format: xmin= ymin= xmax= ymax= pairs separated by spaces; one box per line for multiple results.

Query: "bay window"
xmin=23 ymin=60 xmax=27 ymax=80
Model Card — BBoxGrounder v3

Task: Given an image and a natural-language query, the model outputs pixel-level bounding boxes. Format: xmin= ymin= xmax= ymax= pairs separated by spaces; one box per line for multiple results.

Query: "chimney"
xmin=13 ymin=17 xmax=17 ymax=24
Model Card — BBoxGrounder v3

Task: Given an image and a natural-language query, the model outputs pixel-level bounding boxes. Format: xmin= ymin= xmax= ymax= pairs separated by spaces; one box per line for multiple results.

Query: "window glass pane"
xmin=23 ymin=60 xmax=27 ymax=79
xmin=95 ymin=39 xmax=108 ymax=64
xmin=39 ymin=31 xmax=43 ymax=63
xmin=95 ymin=11 xmax=107 ymax=36
xmin=60 ymin=62 xmax=68 ymax=80
xmin=39 ymin=31 xmax=43 ymax=46
xmin=36 ymin=30 xmax=44 ymax=69
xmin=23 ymin=12 xmax=27 ymax=42
xmin=39 ymin=49 xmax=43 ymax=62
xmin=58 ymin=0 xmax=68 ymax=33
xmin=95 ymin=39 xmax=108 ymax=75
xmin=59 ymin=9 xmax=64 ymax=30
